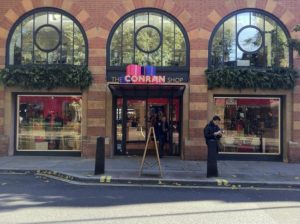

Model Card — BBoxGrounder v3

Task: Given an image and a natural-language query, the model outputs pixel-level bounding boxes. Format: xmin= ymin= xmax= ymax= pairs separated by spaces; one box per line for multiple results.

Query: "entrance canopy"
xmin=109 ymin=84 xmax=185 ymax=98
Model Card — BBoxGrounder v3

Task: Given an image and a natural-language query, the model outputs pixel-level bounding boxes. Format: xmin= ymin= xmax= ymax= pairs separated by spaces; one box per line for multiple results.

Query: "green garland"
xmin=0 ymin=64 xmax=93 ymax=90
xmin=205 ymin=67 xmax=298 ymax=90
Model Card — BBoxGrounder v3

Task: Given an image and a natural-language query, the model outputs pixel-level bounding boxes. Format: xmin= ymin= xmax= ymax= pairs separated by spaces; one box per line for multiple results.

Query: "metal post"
xmin=94 ymin=137 xmax=105 ymax=175
xmin=207 ymin=139 xmax=218 ymax=177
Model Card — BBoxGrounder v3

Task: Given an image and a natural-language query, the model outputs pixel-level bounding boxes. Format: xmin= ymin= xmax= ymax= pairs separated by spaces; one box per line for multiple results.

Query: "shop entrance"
xmin=110 ymin=84 xmax=185 ymax=156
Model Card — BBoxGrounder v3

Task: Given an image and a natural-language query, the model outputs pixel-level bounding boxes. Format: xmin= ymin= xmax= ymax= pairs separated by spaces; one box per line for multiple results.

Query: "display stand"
xmin=139 ymin=126 xmax=163 ymax=177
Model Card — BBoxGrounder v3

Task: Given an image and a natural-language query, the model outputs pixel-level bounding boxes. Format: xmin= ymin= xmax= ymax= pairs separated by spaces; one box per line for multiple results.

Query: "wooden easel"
xmin=139 ymin=126 xmax=163 ymax=177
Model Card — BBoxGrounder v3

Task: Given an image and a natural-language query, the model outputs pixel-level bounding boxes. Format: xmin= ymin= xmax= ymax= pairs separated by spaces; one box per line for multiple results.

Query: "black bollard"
xmin=94 ymin=137 xmax=105 ymax=175
xmin=207 ymin=139 xmax=218 ymax=177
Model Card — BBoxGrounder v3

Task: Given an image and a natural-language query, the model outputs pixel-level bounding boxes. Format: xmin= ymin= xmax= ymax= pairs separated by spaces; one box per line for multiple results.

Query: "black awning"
xmin=108 ymin=84 xmax=185 ymax=98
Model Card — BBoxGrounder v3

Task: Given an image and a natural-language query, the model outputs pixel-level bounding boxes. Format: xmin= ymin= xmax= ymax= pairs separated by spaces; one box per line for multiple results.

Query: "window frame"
xmin=6 ymin=7 xmax=89 ymax=66
xmin=14 ymin=93 xmax=83 ymax=155
xmin=106 ymin=8 xmax=190 ymax=74
xmin=213 ymin=94 xmax=283 ymax=161
xmin=208 ymin=8 xmax=292 ymax=69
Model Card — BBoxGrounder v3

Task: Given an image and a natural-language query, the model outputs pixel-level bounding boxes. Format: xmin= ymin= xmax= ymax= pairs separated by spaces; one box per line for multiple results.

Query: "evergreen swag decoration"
xmin=205 ymin=67 xmax=298 ymax=90
xmin=0 ymin=64 xmax=93 ymax=90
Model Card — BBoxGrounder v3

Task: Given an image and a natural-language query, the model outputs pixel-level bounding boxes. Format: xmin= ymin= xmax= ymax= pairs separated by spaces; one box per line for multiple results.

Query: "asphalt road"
xmin=0 ymin=173 xmax=300 ymax=224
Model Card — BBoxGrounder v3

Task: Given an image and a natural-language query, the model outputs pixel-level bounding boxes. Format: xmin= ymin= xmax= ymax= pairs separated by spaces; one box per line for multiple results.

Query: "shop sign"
xmin=108 ymin=64 xmax=187 ymax=83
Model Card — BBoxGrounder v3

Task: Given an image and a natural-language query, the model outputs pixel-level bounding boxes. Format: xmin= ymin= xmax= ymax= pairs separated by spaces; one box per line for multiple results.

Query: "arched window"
xmin=108 ymin=9 xmax=189 ymax=69
xmin=7 ymin=8 xmax=87 ymax=65
xmin=209 ymin=9 xmax=290 ymax=68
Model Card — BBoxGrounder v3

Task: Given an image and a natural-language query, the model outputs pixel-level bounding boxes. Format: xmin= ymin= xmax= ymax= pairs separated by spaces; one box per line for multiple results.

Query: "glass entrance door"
xmin=114 ymin=97 xmax=182 ymax=156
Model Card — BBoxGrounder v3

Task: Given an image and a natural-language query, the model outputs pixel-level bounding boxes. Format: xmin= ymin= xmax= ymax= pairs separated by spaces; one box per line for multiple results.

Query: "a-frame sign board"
xmin=139 ymin=126 xmax=163 ymax=177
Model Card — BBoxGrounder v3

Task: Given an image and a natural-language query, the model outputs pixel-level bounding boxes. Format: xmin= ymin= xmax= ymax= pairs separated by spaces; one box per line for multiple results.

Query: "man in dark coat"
xmin=204 ymin=115 xmax=223 ymax=177
xmin=156 ymin=116 xmax=169 ymax=158
xmin=204 ymin=115 xmax=223 ymax=145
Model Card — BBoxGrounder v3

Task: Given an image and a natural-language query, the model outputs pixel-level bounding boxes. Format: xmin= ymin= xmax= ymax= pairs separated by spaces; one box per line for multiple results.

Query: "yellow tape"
xmin=100 ymin=176 xmax=106 ymax=183
xmin=106 ymin=176 xmax=111 ymax=183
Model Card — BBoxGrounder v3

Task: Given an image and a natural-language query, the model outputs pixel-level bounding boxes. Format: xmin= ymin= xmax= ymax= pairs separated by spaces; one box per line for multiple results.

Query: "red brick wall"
xmin=0 ymin=0 xmax=299 ymax=161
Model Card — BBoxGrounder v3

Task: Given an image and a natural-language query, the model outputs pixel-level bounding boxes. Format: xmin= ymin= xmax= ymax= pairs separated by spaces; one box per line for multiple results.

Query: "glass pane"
xmin=170 ymin=98 xmax=180 ymax=156
xmin=10 ymin=25 xmax=22 ymax=65
xmin=211 ymin=26 xmax=223 ymax=67
xmin=110 ymin=25 xmax=122 ymax=66
xmin=224 ymin=17 xmax=236 ymax=66
xmin=251 ymin=12 xmax=264 ymax=30
xmin=238 ymin=27 xmax=262 ymax=52
xmin=48 ymin=48 xmax=60 ymax=64
xmin=122 ymin=17 xmax=134 ymax=65
xmin=237 ymin=12 xmax=250 ymax=31
xmin=265 ymin=16 xmax=276 ymax=32
xmin=116 ymin=98 xmax=123 ymax=142
xmin=17 ymin=95 xmax=82 ymax=151
xmin=162 ymin=16 xmax=174 ymax=66
xmin=34 ymin=48 xmax=47 ymax=64
xmin=265 ymin=32 xmax=274 ymax=67
xmin=48 ymin=13 xmax=61 ymax=30
xmin=35 ymin=25 xmax=60 ymax=51
xmin=126 ymin=100 xmax=146 ymax=141
xmin=135 ymin=12 xmax=148 ymax=30
xmin=62 ymin=16 xmax=74 ymax=64
xmin=35 ymin=12 xmax=47 ymax=30
xmin=135 ymin=48 xmax=147 ymax=65
xmin=215 ymin=97 xmax=280 ymax=154
xmin=175 ymin=25 xmax=186 ymax=66
xmin=136 ymin=26 xmax=161 ymax=53
xmin=149 ymin=13 xmax=162 ymax=30
xmin=22 ymin=16 xmax=33 ymax=64
xmin=148 ymin=49 xmax=161 ymax=66
xmin=276 ymin=26 xmax=289 ymax=67
xmin=74 ymin=24 xmax=85 ymax=65
xmin=238 ymin=48 xmax=264 ymax=67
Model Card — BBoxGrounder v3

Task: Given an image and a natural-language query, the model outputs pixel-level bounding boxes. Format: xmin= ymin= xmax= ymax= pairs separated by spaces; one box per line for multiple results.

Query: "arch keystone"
xmin=163 ymin=0 xmax=175 ymax=12
xmin=76 ymin=9 xmax=90 ymax=24
xmin=280 ymin=10 xmax=295 ymax=25
xmin=246 ymin=0 xmax=257 ymax=8
xmin=178 ymin=9 xmax=192 ymax=25
xmin=5 ymin=9 xmax=18 ymax=23
xmin=42 ymin=0 xmax=54 ymax=7
xmin=61 ymin=1 xmax=73 ymax=11
xmin=265 ymin=0 xmax=277 ymax=13
xmin=106 ymin=9 xmax=120 ymax=24
xmin=122 ymin=0 xmax=136 ymax=12
xmin=21 ymin=0 xmax=34 ymax=11
xmin=144 ymin=0 xmax=156 ymax=7
xmin=0 ymin=27 xmax=8 ymax=39
xmin=207 ymin=10 xmax=221 ymax=25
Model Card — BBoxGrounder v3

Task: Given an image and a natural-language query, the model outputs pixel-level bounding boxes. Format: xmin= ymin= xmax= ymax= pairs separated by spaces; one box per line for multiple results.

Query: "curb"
xmin=1 ymin=169 xmax=300 ymax=189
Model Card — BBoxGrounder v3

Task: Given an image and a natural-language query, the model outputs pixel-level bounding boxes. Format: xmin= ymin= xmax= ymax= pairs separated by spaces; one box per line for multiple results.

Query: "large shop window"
xmin=210 ymin=10 xmax=289 ymax=68
xmin=8 ymin=9 xmax=87 ymax=65
xmin=17 ymin=95 xmax=82 ymax=151
xmin=214 ymin=97 xmax=280 ymax=155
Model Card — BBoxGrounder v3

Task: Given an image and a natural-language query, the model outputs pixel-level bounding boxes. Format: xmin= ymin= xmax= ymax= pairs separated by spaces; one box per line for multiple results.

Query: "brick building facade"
xmin=0 ymin=0 xmax=299 ymax=162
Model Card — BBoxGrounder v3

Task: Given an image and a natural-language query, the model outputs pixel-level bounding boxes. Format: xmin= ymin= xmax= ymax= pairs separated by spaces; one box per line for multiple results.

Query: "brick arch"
xmin=101 ymin=0 xmax=193 ymax=44
xmin=194 ymin=0 xmax=298 ymax=49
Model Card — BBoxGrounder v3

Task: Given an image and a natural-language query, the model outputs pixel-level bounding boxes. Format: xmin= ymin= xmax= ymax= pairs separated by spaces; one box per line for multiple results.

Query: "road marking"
xmin=216 ymin=179 xmax=230 ymax=186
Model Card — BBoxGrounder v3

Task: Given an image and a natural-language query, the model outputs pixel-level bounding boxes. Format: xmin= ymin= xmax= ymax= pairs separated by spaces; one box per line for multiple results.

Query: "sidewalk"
xmin=0 ymin=155 xmax=300 ymax=188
